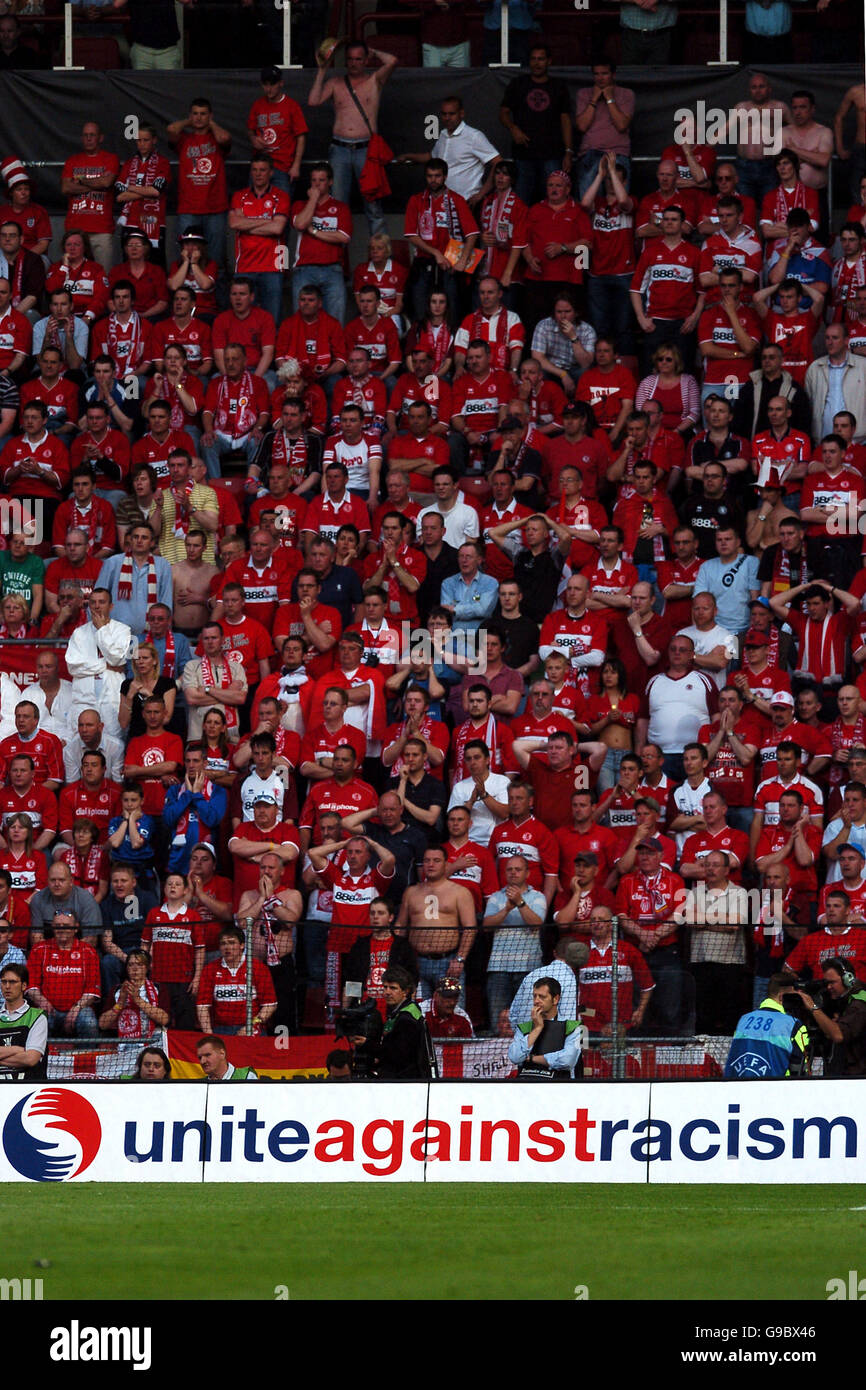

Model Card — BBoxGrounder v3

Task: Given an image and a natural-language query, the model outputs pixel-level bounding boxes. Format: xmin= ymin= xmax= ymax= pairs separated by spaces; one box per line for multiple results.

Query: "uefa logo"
xmin=3 ymin=1089 xmax=101 ymax=1183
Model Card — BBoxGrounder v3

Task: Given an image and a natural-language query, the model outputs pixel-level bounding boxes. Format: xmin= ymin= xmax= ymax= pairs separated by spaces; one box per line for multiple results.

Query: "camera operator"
xmin=794 ymin=959 xmax=866 ymax=1078
xmin=724 ymin=973 xmax=810 ymax=1079
xmin=349 ymin=966 xmax=436 ymax=1079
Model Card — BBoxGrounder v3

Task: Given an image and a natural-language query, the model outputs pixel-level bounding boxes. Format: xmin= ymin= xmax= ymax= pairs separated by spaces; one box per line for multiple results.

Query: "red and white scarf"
xmin=117 ymin=978 xmax=160 ymax=1039
xmin=216 ymin=370 xmax=258 ymax=436
xmin=71 ymin=500 xmax=102 ymax=552
xmin=117 ymin=553 xmax=158 ymax=607
xmin=481 ymin=188 xmax=517 ymax=275
xmin=259 ymin=897 xmax=283 ymax=967
xmin=799 ymin=612 xmax=843 ymax=683
xmin=154 ymin=376 xmax=188 ymax=431
xmin=123 ymin=151 xmax=162 ymax=241
xmin=65 ymin=844 xmax=103 ymax=891
xmin=201 ymin=652 xmax=238 ymax=731
xmin=170 ymin=478 xmax=195 ymax=537
xmin=146 ymin=628 xmax=175 ymax=678
xmin=772 ymin=181 xmax=808 ymax=226
xmin=6 ymin=253 xmax=25 ymax=307
xmin=754 ymin=887 xmax=790 ymax=956
xmin=107 ymin=311 xmax=144 ymax=372
xmin=471 ymin=306 xmax=509 ymax=369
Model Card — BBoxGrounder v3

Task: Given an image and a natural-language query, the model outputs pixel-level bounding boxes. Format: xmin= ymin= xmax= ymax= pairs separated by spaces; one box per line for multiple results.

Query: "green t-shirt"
xmin=0 ymin=552 xmax=45 ymax=607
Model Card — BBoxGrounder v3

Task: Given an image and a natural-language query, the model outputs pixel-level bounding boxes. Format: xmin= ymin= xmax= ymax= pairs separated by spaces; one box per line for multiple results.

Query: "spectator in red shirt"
xmin=229 ymin=154 xmax=291 ymax=325
xmin=631 ymin=204 xmax=704 ymax=373
xmin=291 ymin=161 xmax=352 ymax=325
xmin=27 ymin=914 xmax=101 ymax=1036
xmin=141 ymin=871 xmax=205 ymax=1029
xmin=166 ymin=97 xmax=232 ymax=272
xmin=109 ymin=231 xmax=169 ymax=320
xmin=196 ymin=923 xmax=278 ymax=1036
xmin=60 ymin=122 xmax=119 ymax=270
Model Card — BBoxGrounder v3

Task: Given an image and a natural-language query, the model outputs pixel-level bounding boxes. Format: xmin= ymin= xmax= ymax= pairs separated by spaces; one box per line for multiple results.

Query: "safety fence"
xmin=42 ymin=1030 xmax=741 ymax=1079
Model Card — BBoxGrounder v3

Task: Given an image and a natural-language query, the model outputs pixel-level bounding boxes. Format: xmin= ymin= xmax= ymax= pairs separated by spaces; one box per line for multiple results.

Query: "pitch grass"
xmin=11 ymin=1183 xmax=866 ymax=1301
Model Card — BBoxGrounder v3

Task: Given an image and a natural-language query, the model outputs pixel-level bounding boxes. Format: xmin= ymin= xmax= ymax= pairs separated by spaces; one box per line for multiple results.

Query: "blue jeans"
xmin=244 ymin=270 xmax=285 ymax=324
xmin=587 ymin=273 xmax=635 ymax=355
xmin=177 ymin=212 xmax=227 ymax=272
xmin=328 ymin=140 xmax=385 ymax=236
xmin=597 ymin=746 xmax=627 ymax=794
xmin=514 ymin=158 xmax=561 ymax=208
xmin=202 ymin=431 xmax=259 ymax=479
xmin=736 ymin=157 xmax=778 ymax=208
xmin=292 ymin=263 xmax=346 ymax=324
xmin=726 ymin=805 xmax=754 ymax=835
xmin=270 ymin=169 xmax=293 ymax=197
xmin=576 ymin=151 xmax=631 ymax=200
xmin=416 ymin=953 xmax=463 ymax=1007
xmin=48 ymin=1005 xmax=99 ymax=1037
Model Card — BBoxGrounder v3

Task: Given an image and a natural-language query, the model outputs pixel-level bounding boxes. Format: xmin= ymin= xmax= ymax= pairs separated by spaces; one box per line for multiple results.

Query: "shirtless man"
xmin=236 ymin=852 xmax=303 ymax=964
xmin=308 ymin=39 xmax=398 ymax=235
xmin=172 ymin=530 xmax=218 ymax=637
xmin=835 ymin=83 xmax=866 ymax=201
xmin=397 ymin=844 xmax=476 ymax=998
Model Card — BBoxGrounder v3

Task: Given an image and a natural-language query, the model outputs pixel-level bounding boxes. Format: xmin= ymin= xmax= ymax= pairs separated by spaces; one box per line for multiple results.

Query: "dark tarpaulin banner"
xmin=0 ymin=65 xmax=859 ymax=211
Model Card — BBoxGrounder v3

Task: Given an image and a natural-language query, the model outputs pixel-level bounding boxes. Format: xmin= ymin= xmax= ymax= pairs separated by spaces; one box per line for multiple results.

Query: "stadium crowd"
xmin=1 ymin=48 xmax=866 ymax=1075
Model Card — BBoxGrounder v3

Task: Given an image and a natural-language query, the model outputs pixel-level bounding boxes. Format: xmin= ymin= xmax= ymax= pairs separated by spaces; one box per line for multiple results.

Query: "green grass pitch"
xmin=13 ymin=1184 xmax=866 ymax=1300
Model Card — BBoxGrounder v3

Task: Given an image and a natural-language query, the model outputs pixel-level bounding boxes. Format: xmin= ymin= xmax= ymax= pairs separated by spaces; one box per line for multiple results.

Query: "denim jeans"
xmin=416 ymin=953 xmax=463 ymax=1006
xmin=514 ymin=158 xmax=561 ymax=208
xmin=202 ymin=430 xmax=258 ymax=479
xmin=422 ymin=40 xmax=470 ymax=66
xmin=735 ymin=157 xmax=778 ymax=208
xmin=597 ymin=746 xmax=627 ymax=794
xmin=726 ymin=805 xmax=754 ymax=835
xmin=244 ymin=270 xmax=285 ymax=324
xmin=328 ymin=140 xmax=385 ymax=236
xmin=587 ymin=273 xmax=635 ymax=355
xmin=292 ymin=263 xmax=346 ymax=324
xmin=576 ymin=151 xmax=631 ymax=200
xmin=270 ymin=169 xmax=293 ymax=197
xmin=48 ymin=1005 xmax=99 ymax=1037
xmin=177 ymin=212 xmax=227 ymax=272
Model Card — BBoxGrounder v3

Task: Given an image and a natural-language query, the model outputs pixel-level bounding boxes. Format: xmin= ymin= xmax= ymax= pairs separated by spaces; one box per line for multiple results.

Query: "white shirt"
xmin=671 ymin=775 xmax=713 ymax=856
xmin=448 ymin=771 xmax=511 ymax=846
xmin=416 ymin=494 xmax=480 ymax=549
xmin=677 ymin=622 xmax=738 ymax=690
xmin=66 ymin=619 xmax=133 ymax=681
xmin=430 ymin=121 xmax=500 ymax=200
xmin=646 ymin=669 xmax=715 ymax=753
xmin=21 ymin=679 xmax=75 ymax=744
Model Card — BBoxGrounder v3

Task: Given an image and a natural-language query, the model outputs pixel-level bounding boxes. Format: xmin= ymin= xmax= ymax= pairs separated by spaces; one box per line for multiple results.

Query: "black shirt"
xmin=125 ymin=0 xmax=181 ymax=47
xmin=416 ymin=541 xmax=459 ymax=626
xmin=679 ymin=495 xmax=744 ymax=558
xmin=293 ymin=563 xmax=362 ymax=629
xmin=514 ymin=547 xmax=565 ymax=624
xmin=365 ymin=819 xmax=429 ymax=903
xmin=100 ymin=886 xmax=159 ymax=955
xmin=387 ymin=771 xmax=448 ymax=840
xmin=496 ymin=612 xmax=541 ymax=672
xmin=502 ymin=76 xmax=570 ymax=159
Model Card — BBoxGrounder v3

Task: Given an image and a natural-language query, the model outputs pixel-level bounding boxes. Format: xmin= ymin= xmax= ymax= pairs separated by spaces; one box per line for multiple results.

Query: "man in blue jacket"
xmin=725 ymin=973 xmax=810 ymax=1078
xmin=163 ymin=742 xmax=227 ymax=874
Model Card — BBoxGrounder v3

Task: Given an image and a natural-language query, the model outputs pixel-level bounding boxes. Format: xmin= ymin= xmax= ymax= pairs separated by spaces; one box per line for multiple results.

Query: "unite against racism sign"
xmin=0 ymin=1082 xmax=864 ymax=1183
